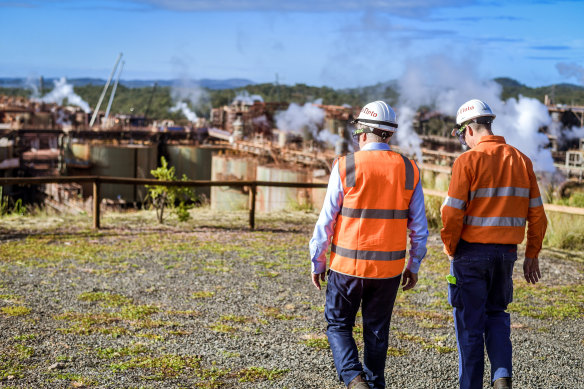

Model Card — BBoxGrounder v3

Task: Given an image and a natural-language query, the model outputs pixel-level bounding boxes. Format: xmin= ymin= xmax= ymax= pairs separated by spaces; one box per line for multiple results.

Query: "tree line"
xmin=1 ymin=78 xmax=583 ymax=124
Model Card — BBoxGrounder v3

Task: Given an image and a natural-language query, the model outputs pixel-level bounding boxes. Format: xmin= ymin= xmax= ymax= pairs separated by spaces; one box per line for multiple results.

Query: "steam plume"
xmin=169 ymin=101 xmax=197 ymax=122
xmin=169 ymin=57 xmax=210 ymax=122
xmin=275 ymin=102 xmax=325 ymax=140
xmin=233 ymin=91 xmax=264 ymax=105
xmin=39 ymin=77 xmax=91 ymax=113
xmin=396 ymin=55 xmax=555 ymax=172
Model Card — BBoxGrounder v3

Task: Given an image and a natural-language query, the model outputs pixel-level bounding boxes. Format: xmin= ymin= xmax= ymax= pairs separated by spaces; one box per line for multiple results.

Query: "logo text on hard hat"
xmin=362 ymin=108 xmax=377 ymax=117
xmin=458 ymin=105 xmax=475 ymax=115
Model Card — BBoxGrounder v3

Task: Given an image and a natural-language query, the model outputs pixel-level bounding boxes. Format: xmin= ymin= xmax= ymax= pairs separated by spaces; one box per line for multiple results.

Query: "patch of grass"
xmin=396 ymin=308 xmax=452 ymax=324
xmin=424 ymin=194 xmax=444 ymax=230
xmin=387 ymin=346 xmax=408 ymax=357
xmin=192 ymin=291 xmax=215 ymax=299
xmin=97 ymin=343 xmax=150 ymax=359
xmin=220 ymin=315 xmax=251 ymax=323
xmin=0 ymin=294 xmax=23 ymax=304
xmin=235 ymin=366 xmax=289 ymax=382
xmin=395 ymin=331 xmax=456 ymax=354
xmin=509 ymin=283 xmax=584 ymax=320
xmin=543 ymin=212 xmax=584 ymax=251
xmin=47 ymin=372 xmax=97 ymax=387
xmin=110 ymin=354 xmax=202 ymax=380
xmin=302 ymin=337 xmax=329 ymax=350
xmin=209 ymin=323 xmax=237 ymax=333
xmin=120 ymin=304 xmax=160 ymax=320
xmin=261 ymin=306 xmax=298 ymax=321
xmin=78 ymin=291 xmax=133 ymax=307
xmin=12 ymin=334 xmax=36 ymax=341
xmin=1 ymin=306 xmax=31 ymax=317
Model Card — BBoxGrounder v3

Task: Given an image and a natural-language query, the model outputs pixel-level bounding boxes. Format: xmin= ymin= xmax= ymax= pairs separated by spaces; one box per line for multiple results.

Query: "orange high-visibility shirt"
xmin=330 ymin=150 xmax=419 ymax=279
xmin=441 ymin=135 xmax=547 ymax=258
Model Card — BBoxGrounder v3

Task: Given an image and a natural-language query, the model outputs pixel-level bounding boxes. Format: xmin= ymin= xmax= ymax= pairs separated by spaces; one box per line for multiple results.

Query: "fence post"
xmin=93 ymin=178 xmax=101 ymax=229
xmin=249 ymin=183 xmax=257 ymax=230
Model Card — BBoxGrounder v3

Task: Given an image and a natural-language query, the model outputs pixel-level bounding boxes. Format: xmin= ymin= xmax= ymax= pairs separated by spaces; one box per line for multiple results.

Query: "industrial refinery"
xmin=0 ymin=87 xmax=583 ymax=214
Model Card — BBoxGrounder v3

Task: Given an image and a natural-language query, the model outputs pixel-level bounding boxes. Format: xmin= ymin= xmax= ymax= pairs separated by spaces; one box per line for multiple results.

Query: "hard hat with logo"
xmin=351 ymin=100 xmax=398 ymax=139
xmin=452 ymin=99 xmax=496 ymax=136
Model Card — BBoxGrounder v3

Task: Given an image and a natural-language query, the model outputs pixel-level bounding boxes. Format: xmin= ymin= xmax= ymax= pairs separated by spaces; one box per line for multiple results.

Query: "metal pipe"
xmin=104 ymin=61 xmax=124 ymax=125
xmin=89 ymin=53 xmax=123 ymax=128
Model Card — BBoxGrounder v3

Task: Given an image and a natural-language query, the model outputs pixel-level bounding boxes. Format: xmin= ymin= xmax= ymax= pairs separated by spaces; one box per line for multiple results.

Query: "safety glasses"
xmin=454 ymin=121 xmax=470 ymax=147
xmin=351 ymin=127 xmax=369 ymax=144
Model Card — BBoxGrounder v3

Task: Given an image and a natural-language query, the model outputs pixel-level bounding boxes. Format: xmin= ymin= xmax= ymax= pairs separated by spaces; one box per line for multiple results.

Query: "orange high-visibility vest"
xmin=330 ymin=150 xmax=419 ymax=279
xmin=441 ymin=136 xmax=547 ymax=258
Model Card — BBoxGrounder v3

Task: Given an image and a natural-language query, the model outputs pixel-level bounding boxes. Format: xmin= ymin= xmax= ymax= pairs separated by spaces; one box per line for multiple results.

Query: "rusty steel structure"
xmin=1 ymin=94 xmax=584 ymax=211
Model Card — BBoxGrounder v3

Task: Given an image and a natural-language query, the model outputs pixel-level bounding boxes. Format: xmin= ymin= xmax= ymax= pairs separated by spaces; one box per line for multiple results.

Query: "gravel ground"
xmin=0 ymin=209 xmax=583 ymax=388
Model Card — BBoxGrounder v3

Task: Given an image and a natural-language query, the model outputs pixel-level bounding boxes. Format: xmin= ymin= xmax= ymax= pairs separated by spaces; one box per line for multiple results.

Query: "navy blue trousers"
xmin=448 ymin=240 xmax=517 ymax=389
xmin=325 ymin=270 xmax=401 ymax=389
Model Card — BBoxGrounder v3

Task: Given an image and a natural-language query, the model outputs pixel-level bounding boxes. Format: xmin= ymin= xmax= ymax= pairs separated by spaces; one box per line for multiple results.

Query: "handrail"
xmin=2 ymin=177 xmax=582 ymax=229
xmin=423 ymin=188 xmax=584 ymax=216
xmin=0 ymin=176 xmax=328 ymax=229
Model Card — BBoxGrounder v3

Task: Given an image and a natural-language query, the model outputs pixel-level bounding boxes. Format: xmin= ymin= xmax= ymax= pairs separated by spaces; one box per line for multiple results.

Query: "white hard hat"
xmin=352 ymin=100 xmax=398 ymax=133
xmin=453 ymin=99 xmax=496 ymax=136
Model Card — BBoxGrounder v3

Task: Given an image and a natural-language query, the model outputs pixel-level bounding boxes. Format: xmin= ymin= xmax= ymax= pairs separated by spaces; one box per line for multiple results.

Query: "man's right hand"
xmin=523 ymin=257 xmax=541 ymax=284
xmin=312 ymin=272 xmax=326 ymax=290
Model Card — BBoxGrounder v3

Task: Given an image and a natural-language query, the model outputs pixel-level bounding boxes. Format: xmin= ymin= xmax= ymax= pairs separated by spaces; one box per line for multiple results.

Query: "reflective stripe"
xmin=346 ymin=153 xmax=355 ymax=188
xmin=469 ymin=186 xmax=530 ymax=201
xmin=341 ymin=207 xmax=409 ymax=219
xmin=443 ymin=196 xmax=466 ymax=210
xmin=332 ymin=244 xmax=406 ymax=261
xmin=400 ymin=155 xmax=414 ymax=190
xmin=529 ymin=197 xmax=543 ymax=207
xmin=464 ymin=215 xmax=526 ymax=227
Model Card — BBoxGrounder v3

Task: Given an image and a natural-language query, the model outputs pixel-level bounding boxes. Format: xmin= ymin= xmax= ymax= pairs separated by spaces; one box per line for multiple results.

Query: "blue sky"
xmin=0 ymin=0 xmax=583 ymax=88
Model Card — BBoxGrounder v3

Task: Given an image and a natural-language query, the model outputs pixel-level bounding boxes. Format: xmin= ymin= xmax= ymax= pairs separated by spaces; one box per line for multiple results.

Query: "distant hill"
xmin=493 ymin=77 xmax=584 ymax=105
xmin=1 ymin=76 xmax=583 ymax=122
xmin=0 ymin=77 xmax=256 ymax=90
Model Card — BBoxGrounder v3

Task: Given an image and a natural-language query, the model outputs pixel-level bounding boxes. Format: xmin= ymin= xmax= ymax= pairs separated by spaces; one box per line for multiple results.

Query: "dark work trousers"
xmin=448 ymin=240 xmax=517 ymax=389
xmin=325 ymin=270 xmax=401 ymax=389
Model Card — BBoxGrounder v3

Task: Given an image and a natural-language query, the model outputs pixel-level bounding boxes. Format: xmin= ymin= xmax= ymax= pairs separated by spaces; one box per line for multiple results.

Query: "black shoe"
xmin=493 ymin=377 xmax=512 ymax=389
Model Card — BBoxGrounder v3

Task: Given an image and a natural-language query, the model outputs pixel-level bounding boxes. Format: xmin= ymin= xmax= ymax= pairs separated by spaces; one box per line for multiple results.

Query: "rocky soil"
xmin=0 ymin=209 xmax=582 ymax=388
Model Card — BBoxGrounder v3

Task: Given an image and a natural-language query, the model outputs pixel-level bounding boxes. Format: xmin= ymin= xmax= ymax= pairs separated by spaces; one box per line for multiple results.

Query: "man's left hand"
xmin=312 ymin=272 xmax=326 ymax=290
xmin=402 ymin=269 xmax=418 ymax=291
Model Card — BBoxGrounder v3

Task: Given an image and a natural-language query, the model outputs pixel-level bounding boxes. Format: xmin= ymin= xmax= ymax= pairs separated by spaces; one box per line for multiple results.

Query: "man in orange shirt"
xmin=441 ymin=99 xmax=547 ymax=389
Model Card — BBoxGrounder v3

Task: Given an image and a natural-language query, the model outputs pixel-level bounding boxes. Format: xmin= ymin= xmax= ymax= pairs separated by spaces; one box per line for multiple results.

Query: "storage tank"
xmin=89 ymin=143 xmax=158 ymax=203
xmin=311 ymin=170 xmax=329 ymax=212
xmin=256 ymin=165 xmax=310 ymax=212
xmin=211 ymin=155 xmax=257 ymax=211
xmin=165 ymin=145 xmax=213 ymax=200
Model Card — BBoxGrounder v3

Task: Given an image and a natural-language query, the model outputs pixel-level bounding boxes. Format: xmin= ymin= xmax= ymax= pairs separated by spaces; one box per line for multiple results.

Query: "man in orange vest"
xmin=441 ymin=99 xmax=548 ymax=389
xmin=310 ymin=101 xmax=429 ymax=389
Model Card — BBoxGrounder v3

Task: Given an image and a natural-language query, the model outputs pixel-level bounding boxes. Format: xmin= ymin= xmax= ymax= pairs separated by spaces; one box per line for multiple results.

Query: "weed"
xmin=302 ymin=337 xmax=329 ymax=350
xmin=395 ymin=331 xmax=456 ymax=354
xmin=261 ymin=306 xmax=297 ymax=320
xmin=1 ymin=306 xmax=31 ymax=316
xmin=220 ymin=315 xmax=250 ymax=323
xmin=235 ymin=366 xmax=289 ymax=382
xmin=97 ymin=343 xmax=150 ymax=359
xmin=509 ymin=283 xmax=584 ymax=320
xmin=387 ymin=347 xmax=408 ymax=357
xmin=209 ymin=323 xmax=237 ymax=333
xmin=192 ymin=291 xmax=215 ymax=299
xmin=543 ymin=212 xmax=584 ymax=251
xmin=12 ymin=334 xmax=36 ymax=341
xmin=110 ymin=354 xmax=202 ymax=379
